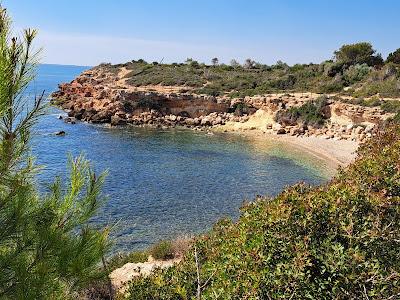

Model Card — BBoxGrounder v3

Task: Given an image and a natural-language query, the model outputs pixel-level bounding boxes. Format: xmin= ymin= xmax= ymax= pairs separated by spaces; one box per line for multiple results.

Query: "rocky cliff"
xmin=51 ymin=64 xmax=396 ymax=142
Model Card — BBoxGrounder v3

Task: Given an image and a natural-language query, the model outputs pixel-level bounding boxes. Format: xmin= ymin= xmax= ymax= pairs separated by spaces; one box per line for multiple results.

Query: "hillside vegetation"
xmin=125 ymin=123 xmax=400 ymax=299
xmin=101 ymin=42 xmax=400 ymax=99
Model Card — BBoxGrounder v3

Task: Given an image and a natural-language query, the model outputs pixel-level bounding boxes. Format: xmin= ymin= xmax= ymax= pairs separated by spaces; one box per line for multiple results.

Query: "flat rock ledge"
xmin=109 ymin=258 xmax=181 ymax=294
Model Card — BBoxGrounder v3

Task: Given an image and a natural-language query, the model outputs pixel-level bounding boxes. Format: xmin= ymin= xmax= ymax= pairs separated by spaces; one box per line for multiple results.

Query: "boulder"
xmin=111 ymin=115 xmax=127 ymax=126
xmin=109 ymin=259 xmax=179 ymax=294
xmin=276 ymin=128 xmax=286 ymax=134
xmin=55 ymin=131 xmax=66 ymax=136
xmin=272 ymin=123 xmax=282 ymax=131
xmin=355 ymin=126 xmax=364 ymax=135
xmin=64 ymin=117 xmax=76 ymax=124
xmin=200 ymin=117 xmax=211 ymax=126
xmin=213 ymin=116 xmax=223 ymax=125
xmin=185 ymin=118 xmax=195 ymax=126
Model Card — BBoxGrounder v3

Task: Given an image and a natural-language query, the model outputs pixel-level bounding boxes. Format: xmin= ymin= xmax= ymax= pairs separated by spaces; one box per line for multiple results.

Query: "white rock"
xmin=272 ymin=123 xmax=282 ymax=131
xmin=109 ymin=259 xmax=180 ymax=294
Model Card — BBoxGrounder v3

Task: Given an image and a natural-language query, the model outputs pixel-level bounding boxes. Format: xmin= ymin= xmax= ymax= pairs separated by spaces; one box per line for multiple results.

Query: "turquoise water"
xmin=32 ymin=64 xmax=329 ymax=252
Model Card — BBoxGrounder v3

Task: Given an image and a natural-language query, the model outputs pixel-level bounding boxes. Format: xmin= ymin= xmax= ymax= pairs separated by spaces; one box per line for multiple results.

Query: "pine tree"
xmin=0 ymin=7 xmax=110 ymax=299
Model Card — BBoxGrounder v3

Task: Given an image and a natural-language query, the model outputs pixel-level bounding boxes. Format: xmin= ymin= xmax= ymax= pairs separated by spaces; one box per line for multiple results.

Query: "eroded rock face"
xmin=51 ymin=67 xmax=230 ymax=126
xmin=51 ymin=65 xmax=396 ymax=142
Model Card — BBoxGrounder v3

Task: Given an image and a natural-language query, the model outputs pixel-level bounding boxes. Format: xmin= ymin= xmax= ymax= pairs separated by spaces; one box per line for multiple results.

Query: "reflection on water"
xmin=31 ymin=65 xmax=331 ymax=252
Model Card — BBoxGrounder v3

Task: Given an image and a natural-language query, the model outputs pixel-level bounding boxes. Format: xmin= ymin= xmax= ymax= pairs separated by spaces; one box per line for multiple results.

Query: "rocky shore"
xmin=51 ymin=65 xmax=396 ymax=143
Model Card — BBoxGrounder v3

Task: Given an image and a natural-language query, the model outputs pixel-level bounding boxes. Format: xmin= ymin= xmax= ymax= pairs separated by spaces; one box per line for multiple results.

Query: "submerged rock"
xmin=55 ymin=131 xmax=66 ymax=136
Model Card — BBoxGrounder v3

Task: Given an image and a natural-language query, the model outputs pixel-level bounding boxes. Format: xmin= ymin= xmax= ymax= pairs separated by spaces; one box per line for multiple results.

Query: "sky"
xmin=3 ymin=0 xmax=400 ymax=66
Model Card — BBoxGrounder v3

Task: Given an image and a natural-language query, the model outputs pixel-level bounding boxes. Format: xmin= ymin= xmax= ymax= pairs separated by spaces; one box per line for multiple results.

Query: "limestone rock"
xmin=109 ymin=259 xmax=180 ymax=294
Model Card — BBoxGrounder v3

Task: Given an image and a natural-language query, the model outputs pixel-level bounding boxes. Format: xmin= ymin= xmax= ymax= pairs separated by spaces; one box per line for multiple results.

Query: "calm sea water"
xmin=31 ymin=64 xmax=329 ymax=252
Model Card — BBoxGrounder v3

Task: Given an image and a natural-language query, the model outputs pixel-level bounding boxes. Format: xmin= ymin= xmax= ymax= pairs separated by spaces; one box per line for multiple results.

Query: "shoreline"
xmin=101 ymin=119 xmax=359 ymax=172
xmin=62 ymin=112 xmax=359 ymax=172
xmin=211 ymin=127 xmax=359 ymax=171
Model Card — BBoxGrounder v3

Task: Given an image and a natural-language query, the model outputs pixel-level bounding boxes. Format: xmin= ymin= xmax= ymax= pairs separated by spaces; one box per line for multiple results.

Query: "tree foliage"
xmin=334 ymin=42 xmax=383 ymax=67
xmin=0 ymin=7 xmax=109 ymax=299
xmin=387 ymin=48 xmax=400 ymax=65
xmin=275 ymin=96 xmax=329 ymax=128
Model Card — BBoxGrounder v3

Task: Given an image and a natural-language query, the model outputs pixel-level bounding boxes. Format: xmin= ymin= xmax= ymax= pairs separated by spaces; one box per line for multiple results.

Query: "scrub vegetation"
xmin=101 ymin=43 xmax=400 ymax=99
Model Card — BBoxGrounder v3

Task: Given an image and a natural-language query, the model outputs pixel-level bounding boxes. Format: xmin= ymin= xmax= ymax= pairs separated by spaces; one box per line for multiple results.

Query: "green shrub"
xmin=195 ymin=85 xmax=221 ymax=96
xmin=150 ymin=241 xmax=175 ymax=260
xmin=109 ymin=49 xmax=400 ymax=98
xmin=380 ymin=99 xmax=400 ymax=113
xmin=126 ymin=125 xmax=400 ymax=299
xmin=343 ymin=63 xmax=371 ymax=84
xmin=317 ymin=80 xmax=344 ymax=93
xmin=228 ymin=102 xmax=253 ymax=116
xmin=352 ymin=78 xmax=400 ymax=98
xmin=386 ymin=48 xmax=400 ymax=64
xmin=107 ymin=250 xmax=148 ymax=271
xmin=392 ymin=112 xmax=400 ymax=123
xmin=275 ymin=96 xmax=328 ymax=127
xmin=334 ymin=42 xmax=383 ymax=67
xmin=345 ymin=96 xmax=381 ymax=107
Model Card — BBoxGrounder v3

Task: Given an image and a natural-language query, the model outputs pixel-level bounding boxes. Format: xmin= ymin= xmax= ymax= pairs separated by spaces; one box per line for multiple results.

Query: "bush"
xmin=195 ymin=85 xmax=221 ymax=96
xmin=150 ymin=241 xmax=175 ymax=260
xmin=107 ymin=250 xmax=148 ymax=271
xmin=334 ymin=42 xmax=383 ymax=67
xmin=380 ymin=99 xmax=400 ymax=113
xmin=392 ymin=112 xmax=400 ymax=123
xmin=228 ymin=102 xmax=253 ymax=116
xmin=110 ymin=48 xmax=400 ymax=98
xmin=126 ymin=125 xmax=400 ymax=299
xmin=343 ymin=63 xmax=371 ymax=84
xmin=317 ymin=80 xmax=344 ymax=93
xmin=275 ymin=96 xmax=329 ymax=127
xmin=352 ymin=78 xmax=400 ymax=98
xmin=386 ymin=48 xmax=400 ymax=64
xmin=343 ymin=96 xmax=381 ymax=108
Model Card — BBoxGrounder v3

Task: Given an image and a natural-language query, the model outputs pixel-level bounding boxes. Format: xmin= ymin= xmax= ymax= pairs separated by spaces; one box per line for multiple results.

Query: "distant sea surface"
xmin=32 ymin=64 xmax=328 ymax=252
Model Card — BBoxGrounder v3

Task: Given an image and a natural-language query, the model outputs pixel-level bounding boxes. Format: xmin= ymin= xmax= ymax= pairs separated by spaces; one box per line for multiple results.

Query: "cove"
xmin=32 ymin=64 xmax=329 ymax=252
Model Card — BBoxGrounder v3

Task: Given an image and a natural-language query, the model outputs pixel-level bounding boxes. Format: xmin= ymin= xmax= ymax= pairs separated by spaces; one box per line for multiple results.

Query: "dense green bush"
xmin=317 ymin=80 xmax=344 ymax=93
xmin=343 ymin=63 xmax=371 ymax=84
xmin=126 ymin=124 xmax=400 ymax=299
xmin=107 ymin=250 xmax=148 ymax=271
xmin=227 ymin=102 xmax=253 ymax=116
xmin=150 ymin=241 xmax=175 ymax=260
xmin=334 ymin=42 xmax=383 ymax=67
xmin=386 ymin=48 xmax=400 ymax=64
xmin=343 ymin=96 xmax=381 ymax=108
xmin=275 ymin=96 xmax=329 ymax=127
xmin=380 ymin=99 xmax=400 ymax=113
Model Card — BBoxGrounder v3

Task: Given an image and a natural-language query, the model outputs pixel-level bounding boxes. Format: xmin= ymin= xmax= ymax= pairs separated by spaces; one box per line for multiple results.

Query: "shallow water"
xmin=31 ymin=64 xmax=330 ymax=252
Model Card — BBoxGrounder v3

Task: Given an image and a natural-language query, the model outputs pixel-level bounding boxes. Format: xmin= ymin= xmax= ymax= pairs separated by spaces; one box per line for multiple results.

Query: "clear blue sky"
xmin=3 ymin=0 xmax=400 ymax=66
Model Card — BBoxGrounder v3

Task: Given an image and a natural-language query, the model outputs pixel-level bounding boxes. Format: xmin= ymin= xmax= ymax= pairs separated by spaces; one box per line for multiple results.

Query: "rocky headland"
xmin=51 ymin=64 xmax=396 ymax=145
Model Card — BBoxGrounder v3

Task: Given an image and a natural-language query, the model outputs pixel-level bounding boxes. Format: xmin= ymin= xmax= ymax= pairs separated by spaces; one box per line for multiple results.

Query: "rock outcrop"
xmin=51 ymin=65 xmax=397 ymax=142
xmin=109 ymin=257 xmax=180 ymax=294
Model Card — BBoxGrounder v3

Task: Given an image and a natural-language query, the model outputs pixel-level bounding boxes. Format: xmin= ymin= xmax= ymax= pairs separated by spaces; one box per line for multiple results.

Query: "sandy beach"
xmin=213 ymin=127 xmax=359 ymax=171
xmin=213 ymin=107 xmax=359 ymax=171
xmin=272 ymin=134 xmax=359 ymax=169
